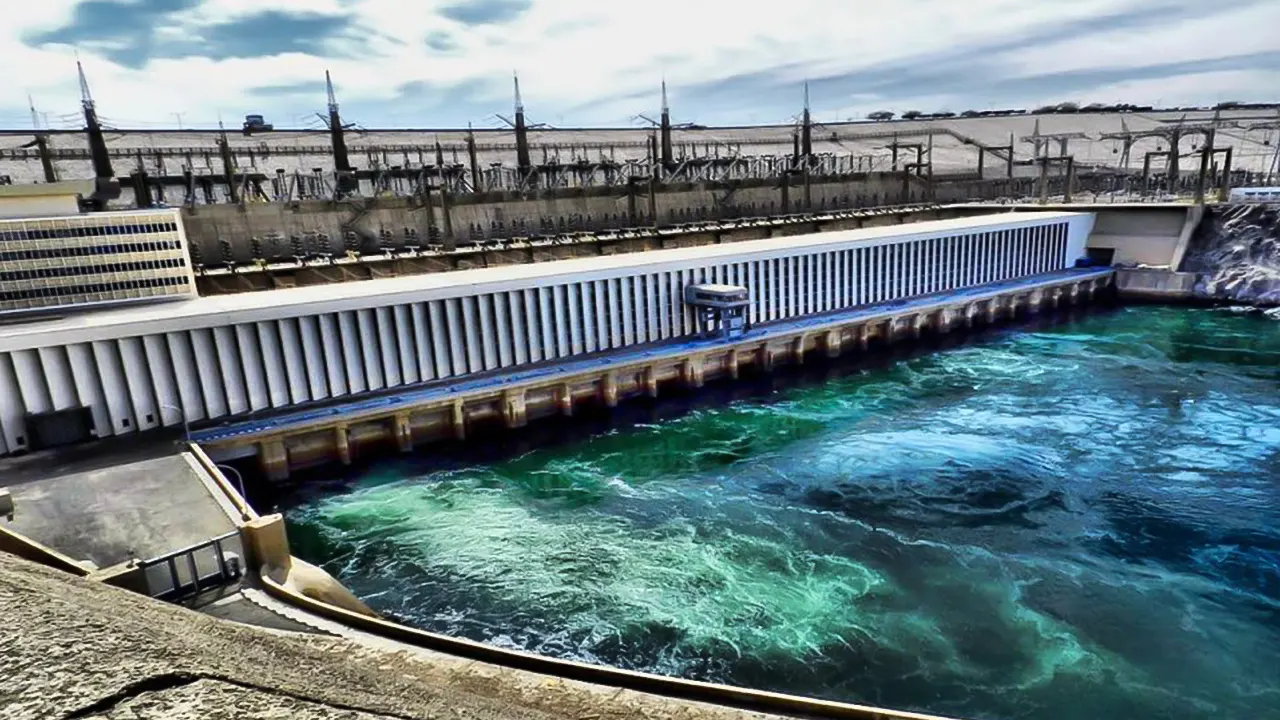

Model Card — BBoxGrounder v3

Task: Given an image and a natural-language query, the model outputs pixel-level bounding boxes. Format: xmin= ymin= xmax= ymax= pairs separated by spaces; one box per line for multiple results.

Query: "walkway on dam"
xmin=193 ymin=266 xmax=1112 ymax=446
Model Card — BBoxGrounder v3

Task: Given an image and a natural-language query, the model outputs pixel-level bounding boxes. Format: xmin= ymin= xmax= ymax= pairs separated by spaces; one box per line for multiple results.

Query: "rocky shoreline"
xmin=1182 ymin=205 xmax=1280 ymax=305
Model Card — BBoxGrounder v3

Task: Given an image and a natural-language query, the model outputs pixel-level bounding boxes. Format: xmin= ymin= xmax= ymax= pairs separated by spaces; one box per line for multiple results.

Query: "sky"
xmin=0 ymin=0 xmax=1277 ymax=131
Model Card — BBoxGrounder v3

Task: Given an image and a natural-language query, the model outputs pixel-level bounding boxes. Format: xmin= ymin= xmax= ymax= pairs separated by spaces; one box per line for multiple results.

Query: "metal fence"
xmin=139 ymin=530 xmax=243 ymax=603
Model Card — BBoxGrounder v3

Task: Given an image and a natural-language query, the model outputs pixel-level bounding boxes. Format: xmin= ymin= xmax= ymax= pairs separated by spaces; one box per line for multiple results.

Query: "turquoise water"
xmin=282 ymin=306 xmax=1280 ymax=720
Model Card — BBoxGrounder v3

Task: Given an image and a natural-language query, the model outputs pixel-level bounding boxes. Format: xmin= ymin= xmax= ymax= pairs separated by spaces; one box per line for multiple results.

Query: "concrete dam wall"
xmin=182 ymin=172 xmax=1104 ymax=266
xmin=0 ymin=213 xmax=1090 ymax=457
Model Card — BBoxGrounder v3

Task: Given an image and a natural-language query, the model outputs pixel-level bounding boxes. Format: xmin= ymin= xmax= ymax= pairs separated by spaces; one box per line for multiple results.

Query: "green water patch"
xmin=284 ymin=306 xmax=1280 ymax=720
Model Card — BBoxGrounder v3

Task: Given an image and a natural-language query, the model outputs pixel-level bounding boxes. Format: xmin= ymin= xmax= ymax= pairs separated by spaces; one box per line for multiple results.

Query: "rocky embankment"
xmin=1181 ymin=205 xmax=1280 ymax=305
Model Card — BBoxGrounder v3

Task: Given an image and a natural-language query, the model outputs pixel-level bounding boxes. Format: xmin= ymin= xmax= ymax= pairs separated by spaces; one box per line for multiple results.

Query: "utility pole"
xmin=466 ymin=122 xmax=481 ymax=193
xmin=78 ymin=60 xmax=113 ymax=180
xmin=326 ymin=70 xmax=355 ymax=197
xmin=659 ymin=78 xmax=673 ymax=171
xmin=800 ymin=81 xmax=812 ymax=166
xmin=77 ymin=59 xmax=119 ymax=209
xmin=513 ymin=71 xmax=532 ymax=188
xmin=217 ymin=118 xmax=238 ymax=204
xmin=27 ymin=95 xmax=57 ymax=183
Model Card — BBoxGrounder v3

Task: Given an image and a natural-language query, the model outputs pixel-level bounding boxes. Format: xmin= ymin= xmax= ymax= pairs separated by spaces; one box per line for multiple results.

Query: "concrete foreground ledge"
xmin=0 ymin=549 xmax=790 ymax=720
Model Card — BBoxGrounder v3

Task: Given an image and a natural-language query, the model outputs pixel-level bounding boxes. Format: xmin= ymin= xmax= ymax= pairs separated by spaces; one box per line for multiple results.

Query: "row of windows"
xmin=0 ymin=275 xmax=189 ymax=304
xmin=0 ymin=257 xmax=188 ymax=282
xmin=0 ymin=240 xmax=184 ymax=262
xmin=0 ymin=221 xmax=180 ymax=243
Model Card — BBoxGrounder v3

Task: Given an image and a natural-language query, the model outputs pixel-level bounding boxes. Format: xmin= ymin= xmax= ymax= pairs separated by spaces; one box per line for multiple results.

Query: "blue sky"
xmin=2 ymin=0 xmax=1278 ymax=130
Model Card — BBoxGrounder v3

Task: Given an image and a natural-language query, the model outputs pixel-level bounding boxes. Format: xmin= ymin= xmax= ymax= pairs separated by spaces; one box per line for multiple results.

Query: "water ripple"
xmin=284 ymin=306 xmax=1280 ymax=720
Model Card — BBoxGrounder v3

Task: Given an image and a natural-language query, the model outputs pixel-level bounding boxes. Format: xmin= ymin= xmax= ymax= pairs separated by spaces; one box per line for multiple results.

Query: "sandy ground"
xmin=2 ymin=109 xmax=1276 ymax=183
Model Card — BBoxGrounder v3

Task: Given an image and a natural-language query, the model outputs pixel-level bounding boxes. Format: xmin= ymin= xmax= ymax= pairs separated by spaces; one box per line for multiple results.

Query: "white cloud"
xmin=0 ymin=0 xmax=1275 ymax=130
xmin=1002 ymin=2 xmax=1280 ymax=74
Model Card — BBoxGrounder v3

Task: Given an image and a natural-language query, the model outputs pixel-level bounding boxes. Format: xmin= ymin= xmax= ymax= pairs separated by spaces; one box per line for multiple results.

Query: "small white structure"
xmin=1228 ymin=187 xmax=1280 ymax=203
xmin=0 ymin=181 xmax=91 ymax=220
xmin=684 ymin=283 xmax=751 ymax=339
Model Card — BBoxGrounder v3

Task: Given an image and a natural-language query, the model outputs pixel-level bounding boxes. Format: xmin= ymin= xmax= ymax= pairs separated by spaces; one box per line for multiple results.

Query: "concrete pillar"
xmin=601 ymin=372 xmax=619 ymax=408
xmin=241 ymin=514 xmax=292 ymax=574
xmin=259 ymin=439 xmax=289 ymax=482
xmin=912 ymin=314 xmax=926 ymax=339
xmin=986 ymin=299 xmax=1001 ymax=323
xmin=644 ymin=366 xmax=659 ymax=397
xmin=451 ymin=400 xmax=466 ymax=440
xmin=1069 ymin=284 xmax=1081 ymax=304
xmin=558 ymin=383 xmax=574 ymax=416
xmin=758 ymin=343 xmax=774 ymax=372
xmin=682 ymin=357 xmax=704 ymax=388
xmin=857 ymin=324 xmax=870 ymax=350
xmin=791 ymin=335 xmax=807 ymax=364
xmin=334 ymin=425 xmax=352 ymax=465
xmin=823 ymin=329 xmax=842 ymax=358
xmin=726 ymin=348 xmax=740 ymax=379
xmin=394 ymin=413 xmax=412 ymax=452
xmin=502 ymin=390 xmax=527 ymax=428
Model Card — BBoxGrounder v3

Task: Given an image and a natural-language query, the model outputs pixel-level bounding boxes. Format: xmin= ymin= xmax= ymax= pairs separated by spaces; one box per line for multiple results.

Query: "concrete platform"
xmin=2 ymin=447 xmax=238 ymax=569
xmin=1115 ymin=267 xmax=1199 ymax=300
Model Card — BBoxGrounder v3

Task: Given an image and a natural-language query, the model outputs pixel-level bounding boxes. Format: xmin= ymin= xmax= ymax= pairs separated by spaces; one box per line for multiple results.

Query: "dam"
xmin=1 ymin=190 xmax=1277 ymax=720
xmin=0 ymin=211 xmax=1094 ymax=463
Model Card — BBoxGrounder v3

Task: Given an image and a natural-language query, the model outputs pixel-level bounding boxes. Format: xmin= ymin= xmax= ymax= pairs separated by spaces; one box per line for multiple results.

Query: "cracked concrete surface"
xmin=0 ymin=551 xmax=783 ymax=720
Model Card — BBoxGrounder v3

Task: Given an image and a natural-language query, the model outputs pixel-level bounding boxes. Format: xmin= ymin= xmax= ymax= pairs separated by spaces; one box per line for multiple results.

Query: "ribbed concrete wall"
xmin=0 ymin=213 xmax=1091 ymax=454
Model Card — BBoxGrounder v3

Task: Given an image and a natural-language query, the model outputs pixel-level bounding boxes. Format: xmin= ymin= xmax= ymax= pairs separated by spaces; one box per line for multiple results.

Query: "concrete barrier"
xmin=0 ymin=523 xmax=95 ymax=576
xmin=240 ymin=513 xmax=378 ymax=619
xmin=1114 ymin=268 xmax=1199 ymax=300
xmin=945 ymin=202 xmax=1203 ymax=269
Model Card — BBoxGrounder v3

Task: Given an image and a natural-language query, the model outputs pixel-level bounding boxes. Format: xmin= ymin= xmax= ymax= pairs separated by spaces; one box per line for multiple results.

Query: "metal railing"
xmin=139 ymin=529 xmax=243 ymax=603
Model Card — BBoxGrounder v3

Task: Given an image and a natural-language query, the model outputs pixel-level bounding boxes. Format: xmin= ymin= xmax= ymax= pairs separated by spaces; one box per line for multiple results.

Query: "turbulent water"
xmin=282 ymin=306 xmax=1280 ymax=720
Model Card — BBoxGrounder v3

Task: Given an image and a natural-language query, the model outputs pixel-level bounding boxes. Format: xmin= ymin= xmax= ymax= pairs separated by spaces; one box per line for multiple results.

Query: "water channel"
xmin=280 ymin=305 xmax=1280 ymax=720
